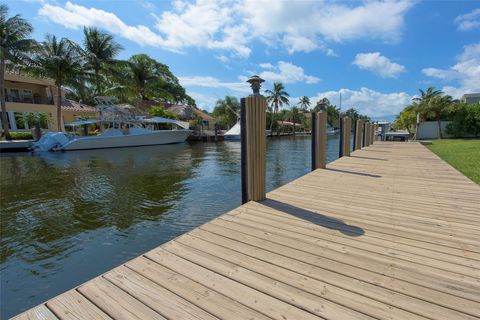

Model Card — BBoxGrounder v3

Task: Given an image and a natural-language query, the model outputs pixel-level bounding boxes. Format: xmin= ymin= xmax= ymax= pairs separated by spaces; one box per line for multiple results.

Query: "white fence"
xmin=417 ymin=121 xmax=452 ymax=139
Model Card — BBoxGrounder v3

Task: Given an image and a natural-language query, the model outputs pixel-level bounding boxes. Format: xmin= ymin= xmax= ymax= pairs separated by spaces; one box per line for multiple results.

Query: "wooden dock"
xmin=14 ymin=142 xmax=480 ymax=320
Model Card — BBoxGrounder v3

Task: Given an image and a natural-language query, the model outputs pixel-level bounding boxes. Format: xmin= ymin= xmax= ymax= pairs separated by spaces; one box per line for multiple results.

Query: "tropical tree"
xmin=393 ymin=107 xmax=416 ymax=134
xmin=288 ymin=106 xmax=301 ymax=136
xmin=265 ymin=82 xmax=289 ymax=132
xmin=82 ymin=26 xmax=123 ymax=95
xmin=314 ymin=97 xmax=330 ymax=112
xmin=30 ymin=35 xmax=84 ymax=131
xmin=107 ymin=54 xmax=193 ymax=110
xmin=211 ymin=96 xmax=239 ymax=128
xmin=413 ymin=86 xmax=443 ymax=120
xmin=422 ymin=95 xmax=453 ymax=138
xmin=0 ymin=4 xmax=35 ymax=139
xmin=148 ymin=105 xmax=177 ymax=119
xmin=297 ymin=96 xmax=310 ymax=112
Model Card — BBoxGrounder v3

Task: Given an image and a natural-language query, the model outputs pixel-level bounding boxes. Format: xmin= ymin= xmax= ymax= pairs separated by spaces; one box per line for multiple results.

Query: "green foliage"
xmin=106 ymin=54 xmax=194 ymax=108
xmin=147 ymin=106 xmax=177 ymax=119
xmin=427 ymin=139 xmax=480 ymax=184
xmin=211 ymin=96 xmax=239 ymax=129
xmin=24 ymin=112 xmax=48 ymax=128
xmin=342 ymin=107 xmax=371 ymax=123
xmin=446 ymin=102 xmax=480 ymax=137
xmin=82 ymin=26 xmax=123 ymax=95
xmin=30 ymin=35 xmax=84 ymax=87
xmin=265 ymin=82 xmax=290 ymax=131
xmin=393 ymin=108 xmax=416 ymax=133
xmin=1 ymin=4 xmax=35 ymax=139
xmin=297 ymin=96 xmax=310 ymax=112
xmin=0 ymin=4 xmax=35 ymax=63
xmin=10 ymin=131 xmax=33 ymax=140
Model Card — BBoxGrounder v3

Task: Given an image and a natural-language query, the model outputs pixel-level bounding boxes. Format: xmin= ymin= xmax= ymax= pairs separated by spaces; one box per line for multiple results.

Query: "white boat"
xmin=224 ymin=122 xmax=271 ymax=140
xmin=224 ymin=122 xmax=241 ymax=140
xmin=33 ymin=97 xmax=192 ymax=151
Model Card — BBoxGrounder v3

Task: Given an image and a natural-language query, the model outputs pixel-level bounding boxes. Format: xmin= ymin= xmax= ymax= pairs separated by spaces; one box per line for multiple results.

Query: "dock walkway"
xmin=15 ymin=142 xmax=480 ymax=320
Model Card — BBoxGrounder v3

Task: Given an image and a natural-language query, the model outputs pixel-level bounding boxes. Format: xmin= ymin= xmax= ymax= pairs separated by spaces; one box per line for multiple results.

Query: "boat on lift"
xmin=32 ymin=97 xmax=192 ymax=151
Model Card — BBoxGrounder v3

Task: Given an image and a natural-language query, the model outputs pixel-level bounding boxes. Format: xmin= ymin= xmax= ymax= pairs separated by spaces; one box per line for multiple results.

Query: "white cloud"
xmin=216 ymin=55 xmax=229 ymax=62
xmin=308 ymin=87 xmax=413 ymax=118
xmin=422 ymin=43 xmax=480 ymax=98
xmin=242 ymin=0 xmax=413 ymax=53
xmin=258 ymin=61 xmax=320 ymax=84
xmin=353 ymin=52 xmax=406 ymax=78
xmin=259 ymin=63 xmax=274 ymax=69
xmin=38 ymin=0 xmax=414 ymax=57
xmin=188 ymin=92 xmax=220 ymax=110
xmin=38 ymin=1 xmax=166 ymax=47
xmin=455 ymin=8 xmax=480 ymax=31
xmin=178 ymin=76 xmax=251 ymax=94
xmin=154 ymin=0 xmax=250 ymax=57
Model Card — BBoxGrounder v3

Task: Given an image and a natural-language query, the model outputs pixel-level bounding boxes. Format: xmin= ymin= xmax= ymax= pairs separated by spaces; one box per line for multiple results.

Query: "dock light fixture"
xmin=246 ymin=75 xmax=265 ymax=96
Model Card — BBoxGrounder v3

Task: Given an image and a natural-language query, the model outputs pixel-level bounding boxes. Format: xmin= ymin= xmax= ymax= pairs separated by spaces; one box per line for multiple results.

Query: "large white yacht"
xmin=33 ymin=97 xmax=191 ymax=151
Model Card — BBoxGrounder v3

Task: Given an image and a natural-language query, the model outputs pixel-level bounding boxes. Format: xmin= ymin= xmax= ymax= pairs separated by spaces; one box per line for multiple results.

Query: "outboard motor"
xmin=32 ymin=132 xmax=70 ymax=151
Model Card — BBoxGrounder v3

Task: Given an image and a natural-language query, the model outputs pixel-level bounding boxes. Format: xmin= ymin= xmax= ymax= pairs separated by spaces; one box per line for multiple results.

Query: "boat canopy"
xmin=65 ymin=119 xmax=100 ymax=126
xmin=143 ymin=117 xmax=190 ymax=129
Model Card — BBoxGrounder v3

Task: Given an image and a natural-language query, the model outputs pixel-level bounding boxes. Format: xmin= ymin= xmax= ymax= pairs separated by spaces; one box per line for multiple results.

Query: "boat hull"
xmin=61 ymin=130 xmax=192 ymax=150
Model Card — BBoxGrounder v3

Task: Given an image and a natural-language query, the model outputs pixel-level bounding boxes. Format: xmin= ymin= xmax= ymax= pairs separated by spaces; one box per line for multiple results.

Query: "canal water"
xmin=0 ymin=134 xmax=340 ymax=318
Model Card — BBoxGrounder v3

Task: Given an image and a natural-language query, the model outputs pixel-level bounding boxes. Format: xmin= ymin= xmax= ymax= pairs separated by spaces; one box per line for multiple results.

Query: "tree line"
xmin=1 ymin=5 xmax=194 ymax=139
xmin=211 ymin=82 xmax=370 ymax=132
xmin=394 ymin=87 xmax=480 ymax=138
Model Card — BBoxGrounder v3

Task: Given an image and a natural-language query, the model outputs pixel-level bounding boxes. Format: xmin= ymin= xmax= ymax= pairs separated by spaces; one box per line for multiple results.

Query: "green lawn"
xmin=426 ymin=139 xmax=480 ymax=184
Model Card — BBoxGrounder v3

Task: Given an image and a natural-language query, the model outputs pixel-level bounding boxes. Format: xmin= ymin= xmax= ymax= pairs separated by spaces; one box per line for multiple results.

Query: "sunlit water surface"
xmin=1 ymin=134 xmax=340 ymax=318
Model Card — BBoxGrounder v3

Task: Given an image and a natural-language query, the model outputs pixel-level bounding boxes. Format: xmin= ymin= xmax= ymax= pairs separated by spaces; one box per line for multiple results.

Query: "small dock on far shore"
xmin=14 ymin=141 xmax=480 ymax=320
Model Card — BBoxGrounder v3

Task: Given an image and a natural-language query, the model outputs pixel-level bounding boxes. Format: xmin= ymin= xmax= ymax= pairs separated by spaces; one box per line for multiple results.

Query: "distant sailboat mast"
xmin=339 ymin=92 xmax=342 ymax=111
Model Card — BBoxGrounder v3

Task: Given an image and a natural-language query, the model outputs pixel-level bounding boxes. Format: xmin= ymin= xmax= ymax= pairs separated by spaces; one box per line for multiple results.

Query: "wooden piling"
xmin=342 ymin=117 xmax=352 ymax=156
xmin=364 ymin=123 xmax=370 ymax=147
xmin=354 ymin=120 xmax=363 ymax=151
xmin=311 ymin=111 xmax=327 ymax=170
xmin=241 ymin=95 xmax=267 ymax=203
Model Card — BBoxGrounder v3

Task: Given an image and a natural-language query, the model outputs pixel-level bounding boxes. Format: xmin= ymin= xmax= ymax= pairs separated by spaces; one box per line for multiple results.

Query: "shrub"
xmin=446 ymin=103 xmax=480 ymax=137
xmin=10 ymin=132 xmax=34 ymax=140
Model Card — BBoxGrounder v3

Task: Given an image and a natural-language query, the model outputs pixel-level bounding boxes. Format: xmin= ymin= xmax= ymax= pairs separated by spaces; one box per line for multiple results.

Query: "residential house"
xmin=1 ymin=72 xmax=98 ymax=132
xmin=461 ymin=93 xmax=480 ymax=104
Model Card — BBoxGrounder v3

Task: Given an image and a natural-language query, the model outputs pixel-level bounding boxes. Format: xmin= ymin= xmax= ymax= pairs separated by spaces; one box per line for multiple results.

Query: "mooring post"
xmin=373 ymin=123 xmax=378 ymax=142
xmin=341 ymin=117 xmax=352 ymax=156
xmin=364 ymin=123 xmax=370 ymax=147
xmin=338 ymin=117 xmax=344 ymax=158
xmin=311 ymin=111 xmax=327 ymax=170
xmin=241 ymin=76 xmax=267 ymax=204
xmin=354 ymin=119 xmax=363 ymax=150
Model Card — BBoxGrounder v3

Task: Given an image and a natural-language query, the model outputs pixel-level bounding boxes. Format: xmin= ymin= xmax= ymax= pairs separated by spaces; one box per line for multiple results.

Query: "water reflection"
xmin=1 ymin=135 xmax=340 ymax=318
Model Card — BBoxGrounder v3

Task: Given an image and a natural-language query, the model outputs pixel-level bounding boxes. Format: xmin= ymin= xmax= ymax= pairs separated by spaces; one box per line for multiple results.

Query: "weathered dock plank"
xmin=13 ymin=142 xmax=480 ymax=320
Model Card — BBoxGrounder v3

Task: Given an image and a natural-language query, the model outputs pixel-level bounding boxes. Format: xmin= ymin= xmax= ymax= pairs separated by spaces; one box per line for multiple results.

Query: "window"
xmin=9 ymin=89 xmax=20 ymax=102
xmin=22 ymin=90 xmax=33 ymax=103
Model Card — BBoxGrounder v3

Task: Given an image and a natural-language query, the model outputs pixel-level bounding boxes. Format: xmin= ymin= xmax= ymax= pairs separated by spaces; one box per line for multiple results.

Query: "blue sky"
xmin=8 ymin=0 xmax=480 ymax=120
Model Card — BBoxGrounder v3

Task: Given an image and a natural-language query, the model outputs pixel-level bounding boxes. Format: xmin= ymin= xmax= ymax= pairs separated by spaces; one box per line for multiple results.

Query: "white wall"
xmin=417 ymin=121 xmax=452 ymax=139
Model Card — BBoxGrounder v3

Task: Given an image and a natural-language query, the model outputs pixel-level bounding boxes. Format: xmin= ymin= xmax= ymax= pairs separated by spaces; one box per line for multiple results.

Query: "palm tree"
xmin=297 ymin=96 xmax=310 ymax=112
xmin=265 ymin=82 xmax=289 ymax=132
xmin=0 ymin=4 xmax=35 ymax=139
xmin=424 ymin=95 xmax=452 ymax=139
xmin=30 ymin=35 xmax=83 ymax=131
xmin=413 ymin=86 xmax=443 ymax=119
xmin=289 ymin=106 xmax=301 ymax=136
xmin=107 ymin=54 xmax=163 ymax=111
xmin=82 ymin=26 xmax=123 ymax=95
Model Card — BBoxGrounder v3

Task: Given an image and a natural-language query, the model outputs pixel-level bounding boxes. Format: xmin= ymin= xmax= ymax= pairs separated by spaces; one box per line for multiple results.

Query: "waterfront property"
xmin=14 ymin=141 xmax=480 ymax=319
xmin=1 ymin=72 xmax=98 ymax=133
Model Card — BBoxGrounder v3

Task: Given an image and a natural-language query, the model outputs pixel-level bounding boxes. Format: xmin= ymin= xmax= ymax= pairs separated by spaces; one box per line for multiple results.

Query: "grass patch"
xmin=426 ymin=139 xmax=480 ymax=184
